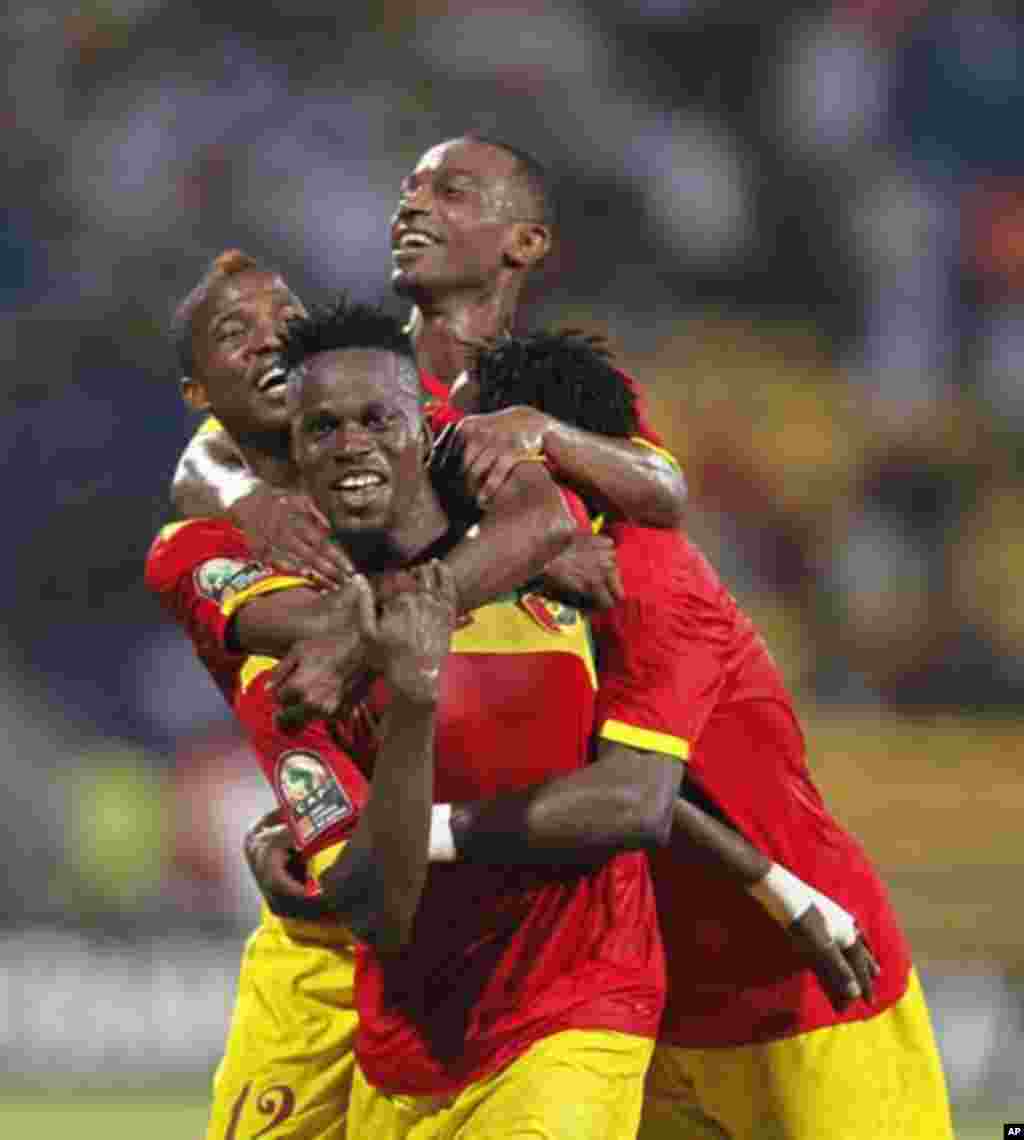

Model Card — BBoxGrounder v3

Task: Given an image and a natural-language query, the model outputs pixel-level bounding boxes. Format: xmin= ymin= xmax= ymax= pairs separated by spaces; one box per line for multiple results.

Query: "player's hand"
xmin=270 ymin=574 xmax=375 ymax=732
xmin=364 ymin=561 xmax=457 ymax=706
xmin=788 ymin=905 xmax=880 ymax=1012
xmin=243 ymin=808 xmax=330 ymax=920
xmin=454 ymin=407 xmax=551 ymax=508
xmin=230 ymin=486 xmax=353 ymax=589
xmin=539 ymin=532 xmax=623 ymax=610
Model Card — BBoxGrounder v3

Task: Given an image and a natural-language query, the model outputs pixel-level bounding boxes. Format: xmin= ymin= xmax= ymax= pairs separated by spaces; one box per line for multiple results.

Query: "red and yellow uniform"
xmin=148 ymin=515 xmax=665 ymax=1140
xmin=146 ymin=519 xmax=359 ymax=1140
xmin=590 ymin=522 xmax=954 ymax=1140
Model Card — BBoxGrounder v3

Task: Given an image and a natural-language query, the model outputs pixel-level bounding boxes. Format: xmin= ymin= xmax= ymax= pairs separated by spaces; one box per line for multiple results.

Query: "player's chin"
xmin=391 ymin=265 xmax=419 ymax=297
xmin=250 ymin=394 xmax=292 ymax=431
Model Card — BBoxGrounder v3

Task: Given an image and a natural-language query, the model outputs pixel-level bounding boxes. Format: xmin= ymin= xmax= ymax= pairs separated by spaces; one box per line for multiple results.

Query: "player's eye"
xmin=305 ymin=414 xmax=337 ymax=439
xmin=216 ymin=323 xmax=245 ymax=342
xmin=364 ymin=407 xmax=397 ymax=431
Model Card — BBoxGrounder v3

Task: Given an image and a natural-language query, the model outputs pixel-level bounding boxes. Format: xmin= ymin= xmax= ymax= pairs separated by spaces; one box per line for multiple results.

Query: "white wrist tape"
xmin=749 ymin=865 xmax=859 ymax=949
xmin=428 ymin=803 xmax=457 ymax=863
xmin=807 ymin=885 xmax=859 ymax=949
xmin=748 ymin=864 xmax=815 ymax=926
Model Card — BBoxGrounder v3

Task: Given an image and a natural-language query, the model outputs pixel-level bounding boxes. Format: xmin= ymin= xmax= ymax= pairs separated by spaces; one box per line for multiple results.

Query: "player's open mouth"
xmin=256 ymin=366 xmax=289 ymax=394
xmin=393 ymin=230 xmax=440 ymax=261
xmin=330 ymin=471 xmax=388 ymax=506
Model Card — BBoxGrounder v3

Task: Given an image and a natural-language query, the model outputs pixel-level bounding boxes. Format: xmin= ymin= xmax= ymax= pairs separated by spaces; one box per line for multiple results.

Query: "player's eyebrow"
xmin=209 ymin=305 xmax=248 ymax=332
xmin=401 ymin=167 xmax=482 ymax=192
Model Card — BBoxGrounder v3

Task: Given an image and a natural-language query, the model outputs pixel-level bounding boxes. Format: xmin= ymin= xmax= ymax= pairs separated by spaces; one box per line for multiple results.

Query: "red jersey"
xmin=144 ymin=518 xmax=309 ymax=705
xmin=592 ymin=522 xmax=913 ymax=1048
xmin=148 ymin=517 xmax=664 ymax=1097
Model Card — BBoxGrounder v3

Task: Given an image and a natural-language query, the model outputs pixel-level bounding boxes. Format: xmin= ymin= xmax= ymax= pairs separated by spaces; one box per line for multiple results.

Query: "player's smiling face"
xmin=185 ymin=270 xmax=306 ymax=435
xmin=292 ymin=349 xmax=425 ymax=539
xmin=390 ymin=138 xmax=531 ymax=297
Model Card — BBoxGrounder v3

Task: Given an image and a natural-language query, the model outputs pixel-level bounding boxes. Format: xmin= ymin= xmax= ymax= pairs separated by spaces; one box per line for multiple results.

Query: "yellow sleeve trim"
xmin=156 ymin=519 xmax=205 ymax=542
xmin=239 ymin=655 xmax=277 ymax=691
xmin=600 ymin=718 xmax=689 ymax=761
xmin=220 ymin=574 xmax=314 ymax=619
xmin=629 ymin=435 xmax=679 ymax=469
xmin=310 ymin=841 xmax=347 ymax=882
xmin=196 ymin=414 xmax=224 ymax=437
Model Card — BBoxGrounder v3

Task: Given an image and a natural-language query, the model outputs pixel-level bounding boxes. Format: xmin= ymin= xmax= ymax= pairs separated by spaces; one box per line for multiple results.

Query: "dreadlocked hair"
xmin=282 ymin=295 xmax=420 ymax=403
xmin=474 ymin=330 xmax=638 ymax=438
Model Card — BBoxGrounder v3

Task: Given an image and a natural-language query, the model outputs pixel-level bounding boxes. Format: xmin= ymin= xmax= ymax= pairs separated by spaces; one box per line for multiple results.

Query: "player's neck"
xmin=340 ymin=483 xmax=451 ymax=574
xmin=407 ymin=288 xmax=519 ymax=384
xmin=233 ymin=429 xmax=299 ymax=490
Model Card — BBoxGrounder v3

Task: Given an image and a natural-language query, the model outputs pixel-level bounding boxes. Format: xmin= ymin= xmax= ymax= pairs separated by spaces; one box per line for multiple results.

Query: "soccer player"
xmin=462 ymin=331 xmax=956 ymax=1140
xmin=150 ymin=250 xmax=575 ymax=1140
xmin=170 ymin=133 xmax=686 ymax=580
xmin=151 ymin=300 xmax=676 ymax=1139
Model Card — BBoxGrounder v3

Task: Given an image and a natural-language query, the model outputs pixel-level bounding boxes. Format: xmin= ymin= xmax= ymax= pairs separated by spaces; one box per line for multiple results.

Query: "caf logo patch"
xmin=518 ymin=592 xmax=579 ymax=634
xmin=276 ymin=750 xmax=353 ymax=842
xmin=194 ymin=558 xmax=273 ymax=604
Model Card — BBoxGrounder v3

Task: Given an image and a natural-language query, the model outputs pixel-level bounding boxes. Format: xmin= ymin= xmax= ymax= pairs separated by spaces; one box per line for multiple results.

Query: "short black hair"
xmin=474 ymin=330 xmax=637 ymax=438
xmin=171 ymin=249 xmax=266 ymax=376
xmin=462 ymin=132 xmax=557 ymax=226
xmin=282 ymin=295 xmax=420 ymax=402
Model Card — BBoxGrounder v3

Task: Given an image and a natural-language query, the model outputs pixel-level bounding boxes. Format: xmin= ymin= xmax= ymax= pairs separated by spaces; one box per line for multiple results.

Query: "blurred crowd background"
xmin=4 ymin=0 xmax=1022 ymax=1117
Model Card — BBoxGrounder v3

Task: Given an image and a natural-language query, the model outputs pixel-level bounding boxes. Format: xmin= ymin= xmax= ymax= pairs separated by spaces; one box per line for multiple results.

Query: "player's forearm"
xmin=669 ymin=796 xmax=772 ymax=883
xmin=170 ymin=433 xmax=259 ymax=520
xmin=447 ymin=464 xmax=574 ymax=612
xmin=230 ymin=587 xmax=345 ymax=658
xmin=448 ymin=742 xmax=679 ymax=865
xmin=319 ymin=696 xmax=436 ymax=954
xmin=543 ymin=423 xmax=686 ymax=528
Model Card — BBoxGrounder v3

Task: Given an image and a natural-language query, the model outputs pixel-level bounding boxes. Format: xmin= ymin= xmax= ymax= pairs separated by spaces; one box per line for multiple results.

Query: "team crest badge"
xmin=276 ymin=750 xmax=353 ymax=842
xmin=194 ymin=558 xmax=273 ymax=604
xmin=518 ymin=592 xmax=579 ymax=634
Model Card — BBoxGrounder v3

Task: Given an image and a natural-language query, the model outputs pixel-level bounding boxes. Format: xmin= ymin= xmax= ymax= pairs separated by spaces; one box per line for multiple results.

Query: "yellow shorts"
xmin=204 ymin=905 xmax=358 ymax=1140
xmin=346 ymin=1028 xmax=655 ymax=1140
xmin=638 ymin=968 xmax=953 ymax=1140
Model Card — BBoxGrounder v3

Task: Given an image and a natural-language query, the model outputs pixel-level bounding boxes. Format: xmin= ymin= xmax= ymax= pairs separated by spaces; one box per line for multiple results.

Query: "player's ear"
xmin=181 ymin=375 xmax=211 ymax=412
xmin=504 ymin=222 xmax=552 ymax=270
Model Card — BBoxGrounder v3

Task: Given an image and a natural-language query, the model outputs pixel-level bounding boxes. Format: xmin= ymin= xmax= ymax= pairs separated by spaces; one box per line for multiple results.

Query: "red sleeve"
xmin=145 ymin=519 xmax=261 ymax=664
xmin=144 ymin=518 xmax=312 ymax=695
xmin=236 ymin=670 xmax=371 ymax=860
xmin=616 ymin=369 xmax=664 ymax=448
xmin=591 ymin=523 xmax=726 ymax=760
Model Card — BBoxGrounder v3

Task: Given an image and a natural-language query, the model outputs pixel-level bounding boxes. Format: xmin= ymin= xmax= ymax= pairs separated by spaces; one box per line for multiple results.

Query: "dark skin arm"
xmin=449 ymin=740 xmax=678 ymax=864
xmin=454 ymin=406 xmax=686 ymax=528
xmin=317 ymin=564 xmax=455 ymax=954
xmin=444 ymin=458 xmax=574 ymax=613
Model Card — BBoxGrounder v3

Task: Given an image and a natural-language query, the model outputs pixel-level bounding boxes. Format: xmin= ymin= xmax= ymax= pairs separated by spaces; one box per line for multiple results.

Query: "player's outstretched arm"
xmin=448 ymin=739 xmax=679 ymax=864
xmin=454 ymin=406 xmax=686 ymax=528
xmin=170 ymin=426 xmax=352 ymax=588
xmin=446 ymin=747 xmax=878 ymax=1011
xmin=669 ymin=796 xmax=879 ymax=1010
